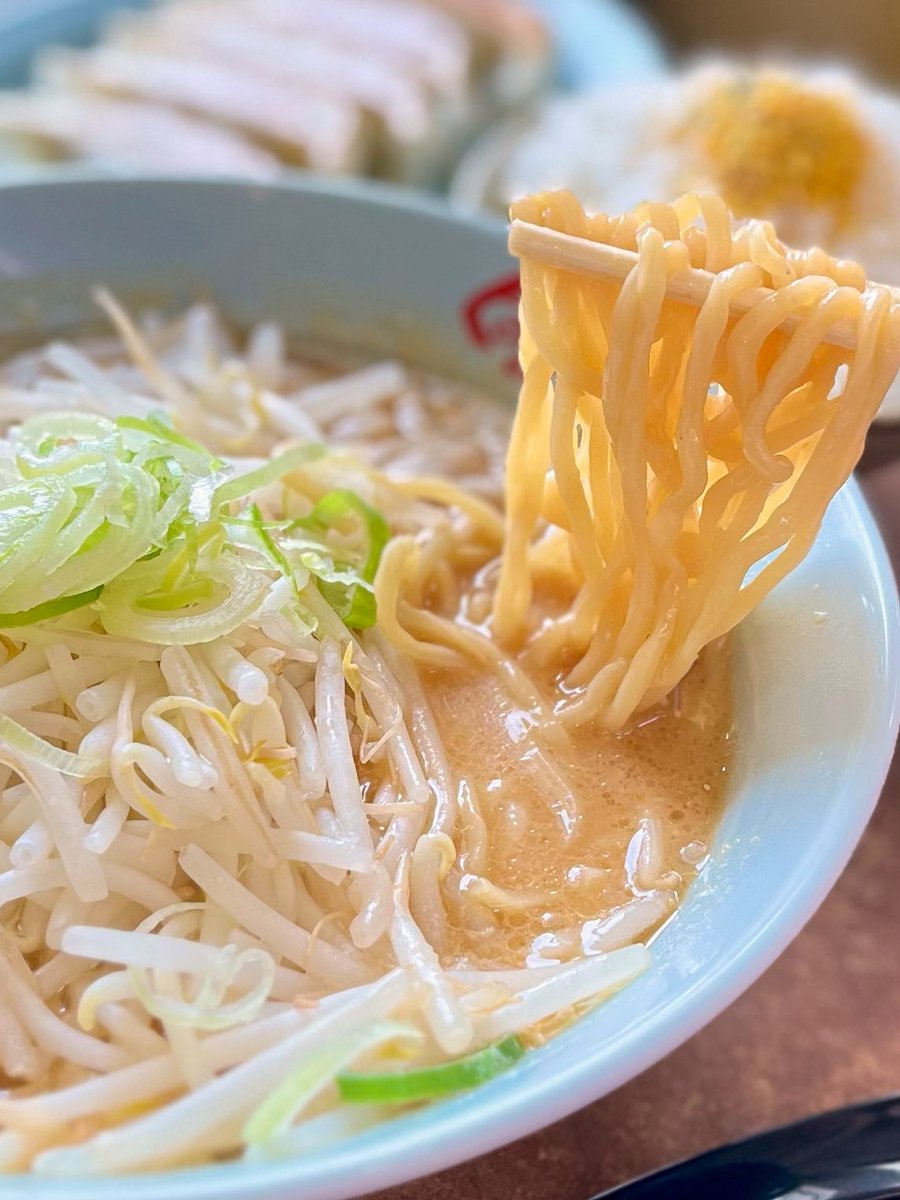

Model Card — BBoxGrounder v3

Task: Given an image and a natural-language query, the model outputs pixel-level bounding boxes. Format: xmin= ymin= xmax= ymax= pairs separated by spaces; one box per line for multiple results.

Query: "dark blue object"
xmin=597 ymin=1096 xmax=900 ymax=1199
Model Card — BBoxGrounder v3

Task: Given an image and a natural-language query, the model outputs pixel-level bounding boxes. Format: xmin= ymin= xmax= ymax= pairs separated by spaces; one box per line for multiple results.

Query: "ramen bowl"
xmin=0 ymin=175 xmax=895 ymax=1200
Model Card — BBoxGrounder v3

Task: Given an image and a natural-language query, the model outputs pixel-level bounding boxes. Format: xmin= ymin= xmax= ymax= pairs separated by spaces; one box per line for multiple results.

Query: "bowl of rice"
xmin=451 ymin=59 xmax=900 ymax=419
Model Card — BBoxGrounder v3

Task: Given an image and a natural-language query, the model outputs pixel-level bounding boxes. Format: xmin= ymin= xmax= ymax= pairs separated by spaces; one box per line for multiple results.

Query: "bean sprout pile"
xmin=0 ymin=294 xmax=648 ymax=1174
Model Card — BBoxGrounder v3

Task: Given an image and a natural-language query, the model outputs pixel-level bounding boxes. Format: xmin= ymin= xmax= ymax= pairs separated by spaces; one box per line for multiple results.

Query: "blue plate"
xmin=0 ymin=0 xmax=665 ymax=90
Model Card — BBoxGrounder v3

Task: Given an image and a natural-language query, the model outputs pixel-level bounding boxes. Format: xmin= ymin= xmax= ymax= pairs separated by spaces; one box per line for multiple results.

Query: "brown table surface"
xmin=371 ymin=447 xmax=900 ymax=1200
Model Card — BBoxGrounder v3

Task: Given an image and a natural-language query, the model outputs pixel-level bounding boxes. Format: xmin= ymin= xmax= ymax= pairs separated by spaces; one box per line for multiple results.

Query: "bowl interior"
xmin=0 ymin=175 xmax=520 ymax=398
xmin=0 ymin=177 xmax=895 ymax=1200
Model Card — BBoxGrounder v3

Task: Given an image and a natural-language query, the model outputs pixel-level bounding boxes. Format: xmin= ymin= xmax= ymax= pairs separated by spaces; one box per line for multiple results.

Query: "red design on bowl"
xmin=461 ymin=273 xmax=521 ymax=377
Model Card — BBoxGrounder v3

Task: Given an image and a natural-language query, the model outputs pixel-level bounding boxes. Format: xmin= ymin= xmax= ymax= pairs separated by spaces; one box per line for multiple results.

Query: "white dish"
xmin=0 ymin=175 xmax=893 ymax=1199
xmin=0 ymin=0 xmax=664 ymax=189
xmin=0 ymin=0 xmax=664 ymax=91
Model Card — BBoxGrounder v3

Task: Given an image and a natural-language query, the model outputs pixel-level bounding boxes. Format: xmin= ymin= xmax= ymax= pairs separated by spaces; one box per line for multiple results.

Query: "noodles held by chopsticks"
xmin=488 ymin=190 xmax=900 ymax=728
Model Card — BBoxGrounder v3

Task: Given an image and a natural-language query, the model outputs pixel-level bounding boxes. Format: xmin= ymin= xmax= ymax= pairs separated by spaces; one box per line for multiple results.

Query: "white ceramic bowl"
xmin=0 ymin=176 xmax=895 ymax=1200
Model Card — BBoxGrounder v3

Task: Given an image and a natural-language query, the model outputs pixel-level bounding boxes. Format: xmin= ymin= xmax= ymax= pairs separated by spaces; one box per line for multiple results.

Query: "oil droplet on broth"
xmin=423 ymin=640 xmax=732 ymax=968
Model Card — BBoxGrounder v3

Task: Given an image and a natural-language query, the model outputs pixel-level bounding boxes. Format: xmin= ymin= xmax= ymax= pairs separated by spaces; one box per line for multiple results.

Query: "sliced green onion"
xmin=244 ymin=1021 xmax=423 ymax=1144
xmin=0 ymin=477 xmax=77 ymax=594
xmin=292 ymin=489 xmax=390 ymax=629
xmin=0 ymin=584 xmax=103 ymax=628
xmin=0 ymin=465 xmax=160 ymax=610
xmin=116 ymin=414 xmax=224 ymax=466
xmin=128 ymin=945 xmax=274 ymax=1032
xmin=337 ymin=1035 xmax=526 ymax=1104
xmin=137 ymin=579 xmax=216 ymax=611
xmin=0 ymin=412 xmax=387 ymax=640
xmin=0 ymin=713 xmax=103 ymax=778
xmin=248 ymin=503 xmax=300 ymax=600
xmin=319 ymin=576 xmax=376 ymax=631
xmin=297 ymin=489 xmax=390 ymax=583
xmin=15 ymin=413 xmax=119 ymax=475
xmin=99 ymin=551 xmax=267 ymax=645
xmin=321 ymin=578 xmax=374 ymax=633
xmin=0 ymin=413 xmax=225 ymax=613
xmin=213 ymin=444 xmax=325 ymax=507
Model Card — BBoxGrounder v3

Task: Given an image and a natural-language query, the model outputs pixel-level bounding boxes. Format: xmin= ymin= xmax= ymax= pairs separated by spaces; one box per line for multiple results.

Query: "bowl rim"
xmin=0 ymin=167 xmax=512 ymax=236
xmin=0 ymin=174 xmax=894 ymax=1199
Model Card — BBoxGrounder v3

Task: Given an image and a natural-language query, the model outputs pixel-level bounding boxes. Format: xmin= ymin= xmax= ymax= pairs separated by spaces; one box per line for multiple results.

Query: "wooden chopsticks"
xmin=508 ymin=218 xmax=898 ymax=355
